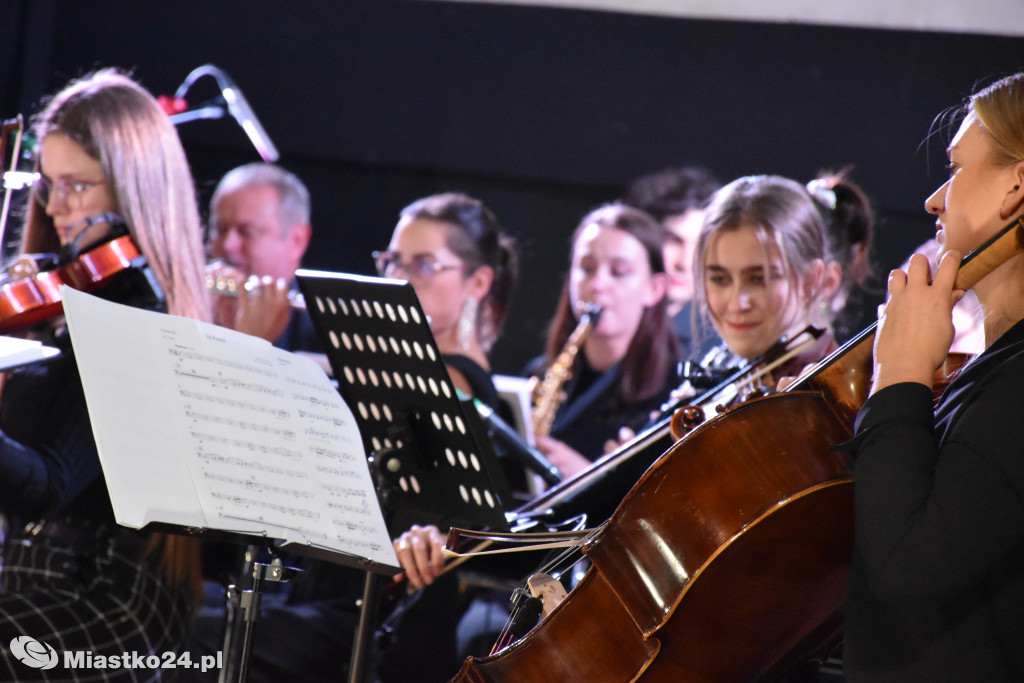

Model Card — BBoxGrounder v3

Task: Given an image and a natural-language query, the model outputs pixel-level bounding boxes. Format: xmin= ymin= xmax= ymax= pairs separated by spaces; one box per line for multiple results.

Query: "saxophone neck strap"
xmin=550 ymin=360 xmax=621 ymax=434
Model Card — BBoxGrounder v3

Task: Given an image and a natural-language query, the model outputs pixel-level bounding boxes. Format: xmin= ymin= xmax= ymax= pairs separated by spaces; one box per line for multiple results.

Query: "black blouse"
xmin=844 ymin=318 xmax=1024 ymax=681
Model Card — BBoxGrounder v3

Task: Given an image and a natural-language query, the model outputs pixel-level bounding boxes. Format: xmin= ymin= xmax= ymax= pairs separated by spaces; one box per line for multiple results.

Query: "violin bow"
xmin=0 ymin=116 xmax=26 ymax=255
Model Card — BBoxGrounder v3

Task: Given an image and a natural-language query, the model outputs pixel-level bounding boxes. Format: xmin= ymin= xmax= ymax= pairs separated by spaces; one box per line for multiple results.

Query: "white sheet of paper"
xmin=0 ymin=335 xmax=61 ymax=371
xmin=61 ymin=286 xmax=398 ymax=570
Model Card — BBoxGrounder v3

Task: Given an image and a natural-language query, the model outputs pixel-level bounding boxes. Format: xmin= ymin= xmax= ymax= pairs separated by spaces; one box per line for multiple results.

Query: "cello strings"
xmin=488 ymin=524 xmax=604 ymax=654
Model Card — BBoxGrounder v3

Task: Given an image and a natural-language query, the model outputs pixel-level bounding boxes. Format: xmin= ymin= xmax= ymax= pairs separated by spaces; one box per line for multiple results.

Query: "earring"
xmin=458 ymin=297 xmax=478 ymax=351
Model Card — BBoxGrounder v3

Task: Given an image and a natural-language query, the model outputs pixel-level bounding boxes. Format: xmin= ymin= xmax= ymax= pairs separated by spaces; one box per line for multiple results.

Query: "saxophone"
xmin=529 ymin=302 xmax=602 ymax=439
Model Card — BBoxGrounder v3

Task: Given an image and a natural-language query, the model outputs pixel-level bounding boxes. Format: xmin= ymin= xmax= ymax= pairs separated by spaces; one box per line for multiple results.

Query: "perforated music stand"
xmin=296 ymin=269 xmax=511 ymax=534
xmin=296 ymin=269 xmax=513 ymax=683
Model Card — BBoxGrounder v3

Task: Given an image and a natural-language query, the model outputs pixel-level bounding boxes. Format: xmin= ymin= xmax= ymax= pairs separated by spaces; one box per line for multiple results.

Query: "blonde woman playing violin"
xmin=666 ymin=173 xmax=874 ymax=406
xmin=0 ymin=68 xmax=209 ymax=681
xmin=843 ymin=72 xmax=1024 ymax=682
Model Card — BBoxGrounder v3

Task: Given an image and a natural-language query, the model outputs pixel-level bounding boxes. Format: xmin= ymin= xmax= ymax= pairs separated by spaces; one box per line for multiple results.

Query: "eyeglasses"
xmin=372 ymin=251 xmax=465 ymax=280
xmin=33 ymin=175 xmax=105 ymax=209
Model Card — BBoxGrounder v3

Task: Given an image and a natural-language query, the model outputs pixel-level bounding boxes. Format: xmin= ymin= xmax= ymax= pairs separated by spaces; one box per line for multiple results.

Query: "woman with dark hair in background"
xmin=806 ymin=169 xmax=877 ymax=343
xmin=376 ymin=192 xmax=518 ymax=410
xmin=374 ymin=192 xmax=520 ymax=682
xmin=0 ymin=69 xmax=210 ymax=680
xmin=527 ymin=202 xmax=682 ymax=477
xmin=624 ymin=165 xmax=722 ymax=355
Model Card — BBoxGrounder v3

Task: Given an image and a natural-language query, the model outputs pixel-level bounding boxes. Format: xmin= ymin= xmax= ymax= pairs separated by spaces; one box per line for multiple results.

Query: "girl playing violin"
xmin=843 ymin=72 xmax=1024 ymax=681
xmin=0 ymin=69 xmax=210 ymax=680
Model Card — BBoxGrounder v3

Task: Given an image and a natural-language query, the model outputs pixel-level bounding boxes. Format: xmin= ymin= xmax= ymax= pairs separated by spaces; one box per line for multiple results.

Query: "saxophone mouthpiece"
xmin=578 ymin=301 xmax=602 ymax=324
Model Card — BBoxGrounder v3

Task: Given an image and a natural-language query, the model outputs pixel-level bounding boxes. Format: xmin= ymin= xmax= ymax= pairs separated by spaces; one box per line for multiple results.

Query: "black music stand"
xmin=296 ymin=269 xmax=512 ymax=683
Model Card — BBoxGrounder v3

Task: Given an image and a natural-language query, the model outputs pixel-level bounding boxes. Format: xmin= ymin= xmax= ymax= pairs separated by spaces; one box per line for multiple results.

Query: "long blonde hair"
xmin=25 ymin=68 xmax=211 ymax=323
xmin=26 ymin=69 xmax=209 ymax=595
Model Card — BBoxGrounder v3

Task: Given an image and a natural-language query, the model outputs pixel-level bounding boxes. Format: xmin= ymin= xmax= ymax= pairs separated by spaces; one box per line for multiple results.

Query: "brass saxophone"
xmin=529 ymin=302 xmax=602 ymax=439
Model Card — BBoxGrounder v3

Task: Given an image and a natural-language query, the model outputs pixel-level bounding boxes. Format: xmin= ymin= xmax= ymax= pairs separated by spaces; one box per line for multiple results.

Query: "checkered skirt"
xmin=0 ymin=534 xmax=191 ymax=682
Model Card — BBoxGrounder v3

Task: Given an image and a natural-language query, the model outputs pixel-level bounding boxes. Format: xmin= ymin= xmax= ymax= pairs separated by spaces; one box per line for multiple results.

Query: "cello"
xmin=447 ymin=217 xmax=1024 ymax=682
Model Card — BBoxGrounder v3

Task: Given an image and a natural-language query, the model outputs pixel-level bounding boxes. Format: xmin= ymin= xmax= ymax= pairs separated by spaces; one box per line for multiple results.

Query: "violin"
xmin=448 ymin=218 xmax=1024 ymax=682
xmin=0 ymin=226 xmax=147 ymax=334
xmin=933 ymin=351 xmax=973 ymax=402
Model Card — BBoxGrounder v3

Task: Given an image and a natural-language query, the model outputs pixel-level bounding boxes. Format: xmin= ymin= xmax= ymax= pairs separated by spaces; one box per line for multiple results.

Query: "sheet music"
xmin=61 ymin=286 xmax=398 ymax=571
xmin=492 ymin=374 xmax=535 ymax=444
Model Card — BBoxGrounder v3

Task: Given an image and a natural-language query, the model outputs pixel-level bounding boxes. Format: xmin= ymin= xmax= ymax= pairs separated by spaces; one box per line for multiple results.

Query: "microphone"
xmin=168 ymin=64 xmax=279 ymax=163
xmin=471 ymin=398 xmax=563 ymax=487
xmin=508 ymin=596 xmax=543 ymax=638
xmin=217 ymin=72 xmax=279 ymax=163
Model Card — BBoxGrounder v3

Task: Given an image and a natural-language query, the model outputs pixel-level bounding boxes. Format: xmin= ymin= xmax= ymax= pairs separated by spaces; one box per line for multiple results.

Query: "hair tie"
xmin=806 ymin=179 xmax=837 ymax=210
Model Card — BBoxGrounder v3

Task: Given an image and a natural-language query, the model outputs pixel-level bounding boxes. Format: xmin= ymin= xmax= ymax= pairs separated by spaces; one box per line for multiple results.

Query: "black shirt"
xmin=844 ymin=318 xmax=1024 ymax=681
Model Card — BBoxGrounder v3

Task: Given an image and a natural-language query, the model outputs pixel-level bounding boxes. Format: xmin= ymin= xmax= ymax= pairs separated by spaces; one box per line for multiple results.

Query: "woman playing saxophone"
xmin=525 ymin=203 xmax=683 ymax=479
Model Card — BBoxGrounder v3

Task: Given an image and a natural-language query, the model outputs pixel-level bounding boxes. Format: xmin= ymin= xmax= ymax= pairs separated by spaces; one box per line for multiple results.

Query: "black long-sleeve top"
xmin=843 ymin=317 xmax=1024 ymax=681
xmin=525 ymin=354 xmax=677 ymax=462
xmin=0 ymin=326 xmax=114 ymax=527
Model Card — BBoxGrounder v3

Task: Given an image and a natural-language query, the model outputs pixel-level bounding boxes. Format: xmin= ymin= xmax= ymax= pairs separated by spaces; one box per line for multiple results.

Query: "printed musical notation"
xmin=168 ymin=345 xmax=278 ymax=377
xmin=180 ymin=388 xmax=291 ymax=419
xmin=61 ymin=287 xmax=399 ymax=571
xmin=209 ymin=490 xmax=322 ymax=521
xmin=197 ymin=450 xmax=295 ymax=469
xmin=190 ymin=430 xmax=301 ymax=459
xmin=178 ymin=338 xmax=389 ymax=555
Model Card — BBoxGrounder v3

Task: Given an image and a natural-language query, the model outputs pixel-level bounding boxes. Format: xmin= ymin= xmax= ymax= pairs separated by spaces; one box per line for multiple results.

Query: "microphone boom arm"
xmin=171 ymin=64 xmax=279 ymax=162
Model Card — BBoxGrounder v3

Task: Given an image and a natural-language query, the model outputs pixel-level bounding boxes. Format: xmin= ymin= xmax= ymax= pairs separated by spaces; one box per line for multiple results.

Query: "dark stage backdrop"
xmin=3 ymin=0 xmax=1022 ymax=373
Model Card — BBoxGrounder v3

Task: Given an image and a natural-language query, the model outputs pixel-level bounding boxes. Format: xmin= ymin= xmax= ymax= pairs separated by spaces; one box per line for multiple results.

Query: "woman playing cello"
xmin=675 ymin=173 xmax=873 ymax=410
xmin=396 ymin=175 xmax=876 ymax=674
xmin=843 ymin=72 xmax=1024 ymax=681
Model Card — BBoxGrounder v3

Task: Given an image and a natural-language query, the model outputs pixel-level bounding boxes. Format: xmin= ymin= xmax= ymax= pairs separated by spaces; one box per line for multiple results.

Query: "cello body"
xmin=450 ymin=332 xmax=873 ymax=682
xmin=590 ymin=391 xmax=854 ymax=681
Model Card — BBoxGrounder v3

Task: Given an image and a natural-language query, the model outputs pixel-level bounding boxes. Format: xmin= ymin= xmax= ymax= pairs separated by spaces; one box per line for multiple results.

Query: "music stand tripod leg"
xmin=347 ymin=571 xmax=383 ymax=683
xmin=218 ymin=548 xmax=303 ymax=683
